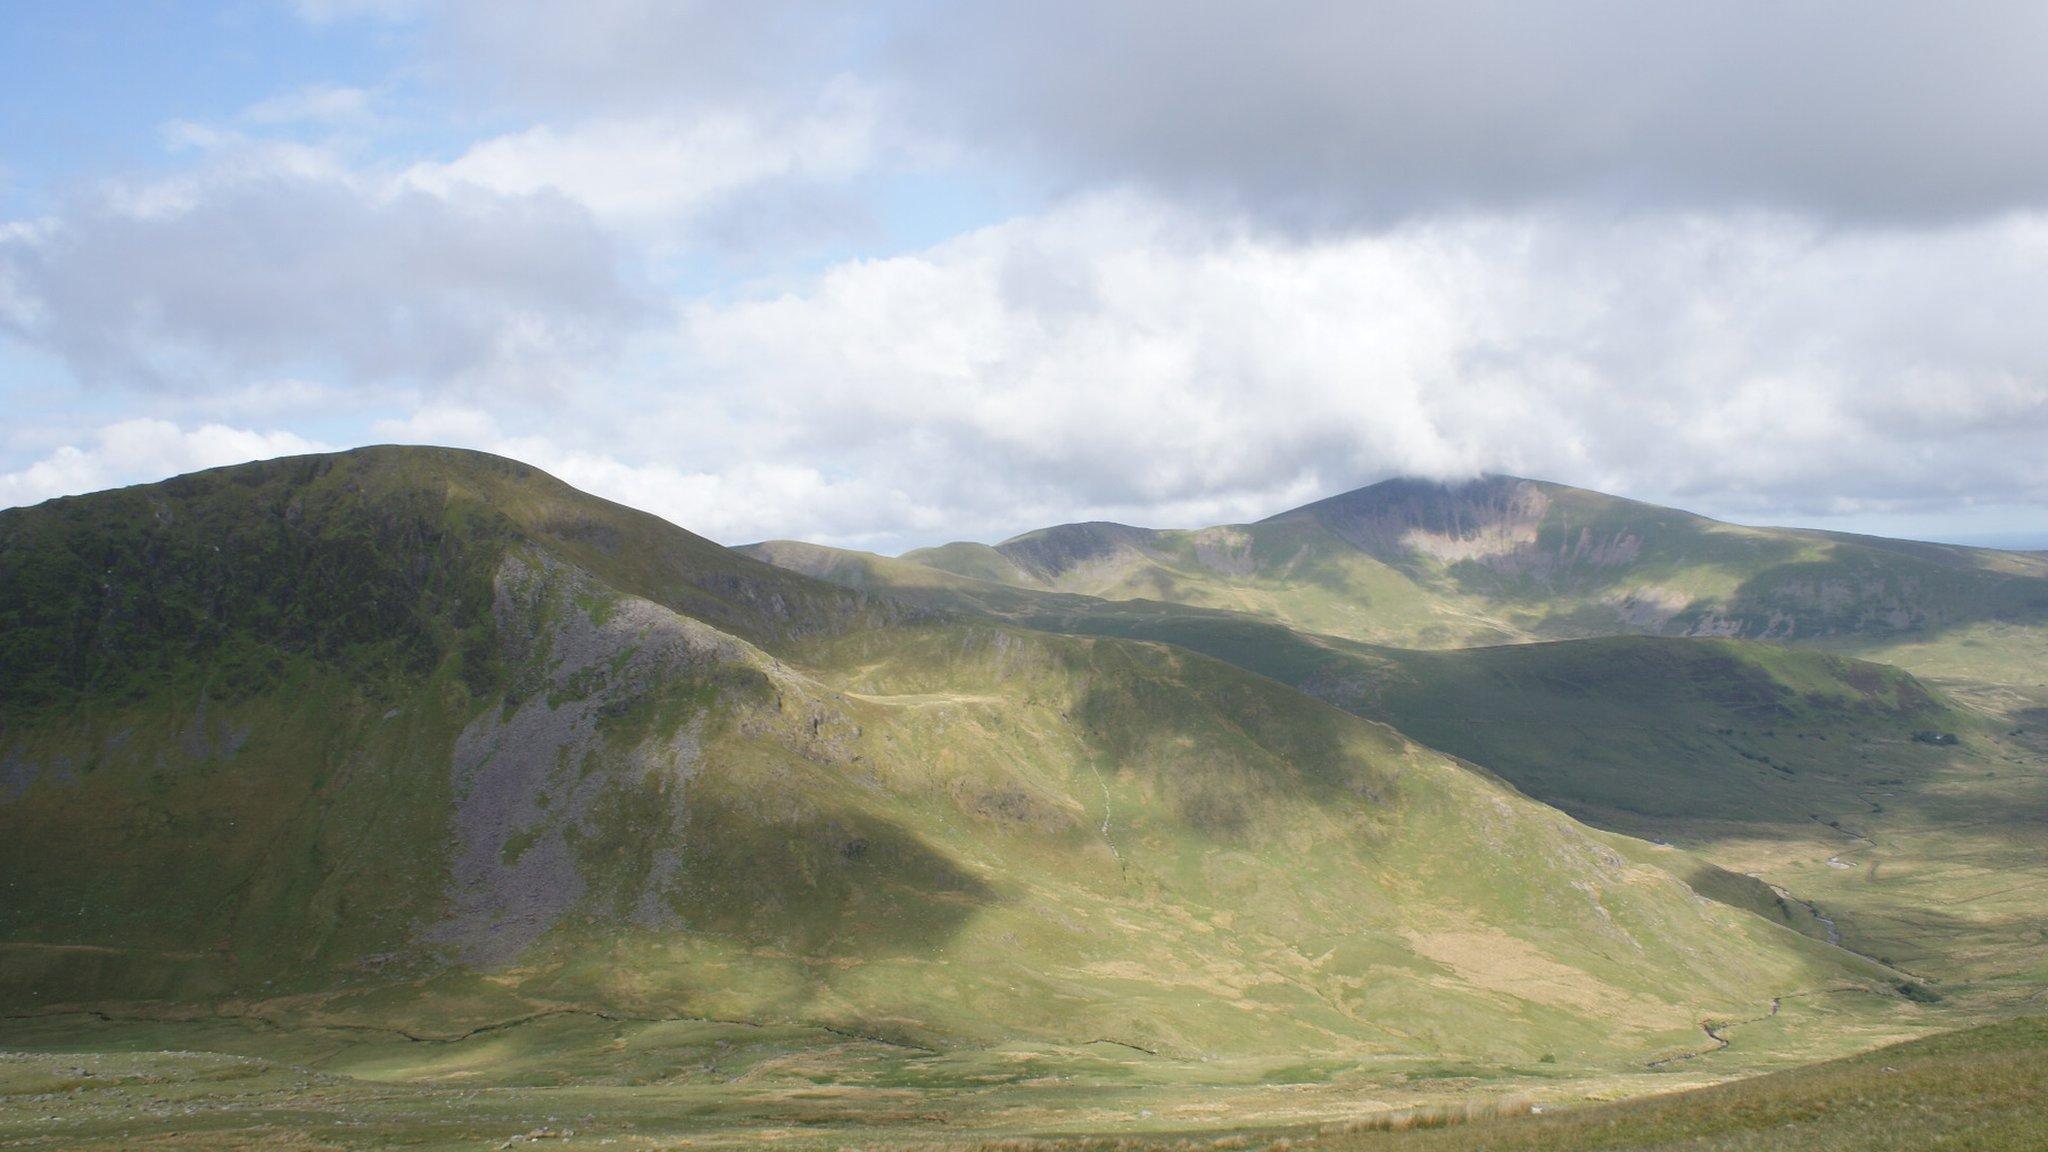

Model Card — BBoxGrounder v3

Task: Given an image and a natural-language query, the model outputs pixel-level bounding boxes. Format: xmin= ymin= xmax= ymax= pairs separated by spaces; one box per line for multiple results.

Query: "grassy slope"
xmin=747 ymin=541 xmax=2048 ymax=997
xmin=1303 ymin=1014 xmax=2048 ymax=1152
xmin=1298 ymin=637 xmax=2048 ymax=992
xmin=758 ymin=473 xmax=2048 ymax=992
xmin=0 ymin=447 xmax=1905 ymax=1075
xmin=0 ymin=446 xmax=885 ymax=1000
xmin=1305 ymin=636 xmax=1954 ymax=830
xmin=891 ymin=475 xmax=2048 ymax=652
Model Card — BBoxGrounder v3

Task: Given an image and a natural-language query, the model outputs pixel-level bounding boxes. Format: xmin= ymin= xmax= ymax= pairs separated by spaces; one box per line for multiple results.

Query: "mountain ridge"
xmin=875 ymin=473 xmax=2048 ymax=649
xmin=743 ymin=477 xmax=2048 ymax=994
xmin=908 ymin=473 xmax=2043 ymax=573
xmin=0 ymin=445 xmax=1901 ymax=1067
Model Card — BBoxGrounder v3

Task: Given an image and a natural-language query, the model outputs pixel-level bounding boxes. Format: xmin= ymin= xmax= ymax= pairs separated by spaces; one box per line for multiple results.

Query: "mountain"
xmin=0 ymin=446 xmax=1904 ymax=1069
xmin=747 ymin=482 xmax=2048 ymax=992
xmin=891 ymin=475 xmax=2048 ymax=652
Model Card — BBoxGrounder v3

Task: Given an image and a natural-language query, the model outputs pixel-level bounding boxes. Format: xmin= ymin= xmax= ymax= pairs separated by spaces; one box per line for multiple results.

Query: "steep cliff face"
xmin=1276 ymin=476 xmax=1563 ymax=571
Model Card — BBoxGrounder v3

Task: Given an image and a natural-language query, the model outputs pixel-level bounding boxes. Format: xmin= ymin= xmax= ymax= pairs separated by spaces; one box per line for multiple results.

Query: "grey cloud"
xmin=1 ymin=172 xmax=648 ymax=390
xmin=896 ymin=0 xmax=2048 ymax=226
xmin=375 ymin=1 xmax=2048 ymax=225
xmin=429 ymin=0 xmax=871 ymax=112
xmin=682 ymin=176 xmax=882 ymax=261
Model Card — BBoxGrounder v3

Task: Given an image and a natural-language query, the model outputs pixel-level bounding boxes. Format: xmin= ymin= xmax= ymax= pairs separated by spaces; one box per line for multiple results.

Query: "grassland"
xmin=1306 ymin=1014 xmax=2048 ymax=1152
xmin=0 ymin=1007 xmax=2036 ymax=1149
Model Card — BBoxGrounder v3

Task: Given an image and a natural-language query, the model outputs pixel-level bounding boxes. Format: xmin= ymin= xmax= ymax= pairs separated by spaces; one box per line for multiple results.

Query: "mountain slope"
xmin=896 ymin=475 xmax=2048 ymax=650
xmin=746 ymin=536 xmax=2048 ymax=988
xmin=0 ymin=446 xmax=886 ymax=716
xmin=0 ymin=447 xmax=1905 ymax=1067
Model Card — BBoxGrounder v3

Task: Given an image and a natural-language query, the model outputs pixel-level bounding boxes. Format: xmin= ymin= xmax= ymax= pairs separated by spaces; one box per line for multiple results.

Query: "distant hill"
xmin=0 ymin=447 xmax=1895 ymax=1064
xmin=888 ymin=475 xmax=2048 ymax=649
xmin=746 ymin=500 xmax=2048 ymax=987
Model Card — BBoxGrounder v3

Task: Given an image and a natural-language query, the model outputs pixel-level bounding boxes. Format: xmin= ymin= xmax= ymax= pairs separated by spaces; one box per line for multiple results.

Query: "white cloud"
xmin=10 ymin=6 xmax=2047 ymax=549
xmin=364 ymin=403 xmax=935 ymax=547
xmin=371 ymin=403 xmax=504 ymax=446
xmin=332 ymin=195 xmax=2048 ymax=549
xmin=0 ymin=65 xmax=888 ymax=393
xmin=13 ymin=182 xmax=2044 ymax=548
xmin=0 ymin=420 xmax=332 ymax=510
xmin=240 ymin=84 xmax=377 ymax=127
xmin=523 ymin=452 xmax=934 ymax=549
xmin=399 ymin=79 xmax=879 ymax=241
xmin=265 ymin=193 xmax=2048 ymax=549
xmin=658 ymin=194 xmax=2048 ymax=543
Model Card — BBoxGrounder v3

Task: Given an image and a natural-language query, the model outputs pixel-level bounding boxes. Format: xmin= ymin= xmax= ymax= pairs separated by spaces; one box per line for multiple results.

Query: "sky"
xmin=3 ymin=1 xmax=2046 ymax=552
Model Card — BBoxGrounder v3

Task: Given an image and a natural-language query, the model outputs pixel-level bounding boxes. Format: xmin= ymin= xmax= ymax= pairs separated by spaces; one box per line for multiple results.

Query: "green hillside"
xmin=755 ymin=475 xmax=2048 ymax=1002
xmin=893 ymin=475 xmax=2048 ymax=651
xmin=1292 ymin=637 xmax=2048 ymax=989
xmin=0 ymin=447 xmax=1906 ymax=1076
xmin=747 ymin=540 xmax=2048 ymax=998
xmin=1309 ymin=636 xmax=1953 ymax=829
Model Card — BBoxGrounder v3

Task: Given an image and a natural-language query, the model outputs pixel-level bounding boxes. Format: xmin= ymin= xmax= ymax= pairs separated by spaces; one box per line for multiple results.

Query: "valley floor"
xmin=0 ymin=995 xmax=2030 ymax=1151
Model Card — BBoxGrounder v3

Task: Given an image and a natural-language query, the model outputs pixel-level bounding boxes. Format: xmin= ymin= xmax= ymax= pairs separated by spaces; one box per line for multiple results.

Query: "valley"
xmin=2 ymin=450 xmax=2043 ymax=1149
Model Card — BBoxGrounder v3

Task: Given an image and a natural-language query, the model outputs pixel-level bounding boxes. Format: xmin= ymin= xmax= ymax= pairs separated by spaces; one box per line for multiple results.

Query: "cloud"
xmin=0 ymin=144 xmax=648 ymax=392
xmin=302 ymin=194 xmax=2048 ymax=549
xmin=11 ymin=4 xmax=2045 ymax=549
xmin=526 ymin=453 xmax=937 ymax=549
xmin=331 ymin=1 xmax=2048 ymax=227
xmin=400 ymin=78 xmax=878 ymax=235
xmin=370 ymin=402 xmax=504 ymax=446
xmin=893 ymin=0 xmax=2048 ymax=226
xmin=0 ymin=45 xmax=882 ymax=391
xmin=239 ymin=84 xmax=377 ymax=127
xmin=424 ymin=0 xmax=872 ymax=112
xmin=0 ymin=419 xmax=331 ymax=509
xmin=661 ymin=194 xmax=2048 ymax=543
xmin=11 ymin=193 xmax=2044 ymax=547
xmin=365 ymin=402 xmax=941 ymax=547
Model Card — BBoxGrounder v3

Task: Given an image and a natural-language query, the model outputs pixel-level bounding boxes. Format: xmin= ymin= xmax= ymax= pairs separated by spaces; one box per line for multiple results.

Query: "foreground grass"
xmin=946 ymin=1015 xmax=2048 ymax=1152
xmin=1303 ymin=1014 xmax=2048 ymax=1152
xmin=1 ymin=1011 xmax=2038 ymax=1151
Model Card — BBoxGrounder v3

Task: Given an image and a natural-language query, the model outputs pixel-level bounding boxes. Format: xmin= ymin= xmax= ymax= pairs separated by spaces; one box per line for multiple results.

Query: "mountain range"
xmin=3 ymin=446 xmax=2043 ymax=1148
xmin=756 ymin=473 xmax=2048 ymax=651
